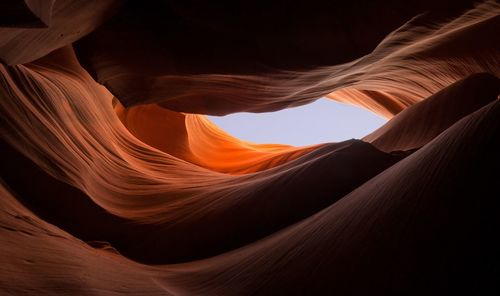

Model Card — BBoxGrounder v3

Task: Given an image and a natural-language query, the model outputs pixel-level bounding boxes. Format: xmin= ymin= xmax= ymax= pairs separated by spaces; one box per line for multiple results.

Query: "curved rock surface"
xmin=75 ymin=1 xmax=499 ymax=116
xmin=0 ymin=1 xmax=499 ymax=295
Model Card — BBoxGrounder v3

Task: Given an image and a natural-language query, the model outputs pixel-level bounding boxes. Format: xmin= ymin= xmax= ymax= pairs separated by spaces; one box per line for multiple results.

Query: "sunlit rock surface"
xmin=0 ymin=1 xmax=499 ymax=295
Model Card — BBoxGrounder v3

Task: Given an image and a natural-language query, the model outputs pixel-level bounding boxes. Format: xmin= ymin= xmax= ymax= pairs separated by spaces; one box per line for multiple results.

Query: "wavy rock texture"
xmin=114 ymin=101 xmax=323 ymax=175
xmin=75 ymin=0 xmax=499 ymax=116
xmin=0 ymin=0 xmax=118 ymax=65
xmin=0 ymin=0 xmax=499 ymax=295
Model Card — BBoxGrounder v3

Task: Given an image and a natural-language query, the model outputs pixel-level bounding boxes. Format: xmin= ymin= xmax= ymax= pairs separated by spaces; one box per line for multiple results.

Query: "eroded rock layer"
xmin=0 ymin=1 xmax=499 ymax=295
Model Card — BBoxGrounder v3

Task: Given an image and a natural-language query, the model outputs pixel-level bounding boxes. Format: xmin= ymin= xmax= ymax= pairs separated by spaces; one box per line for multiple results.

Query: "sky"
xmin=208 ymin=98 xmax=387 ymax=146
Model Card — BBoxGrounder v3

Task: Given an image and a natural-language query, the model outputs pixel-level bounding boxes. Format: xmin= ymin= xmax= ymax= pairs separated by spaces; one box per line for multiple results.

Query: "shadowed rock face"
xmin=0 ymin=1 xmax=499 ymax=295
xmin=0 ymin=0 xmax=118 ymax=65
xmin=74 ymin=0 xmax=498 ymax=115
xmin=0 ymin=0 xmax=54 ymax=28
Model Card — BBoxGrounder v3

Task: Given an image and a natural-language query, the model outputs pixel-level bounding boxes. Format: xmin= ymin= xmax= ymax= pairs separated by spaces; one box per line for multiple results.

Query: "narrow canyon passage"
xmin=1 ymin=1 xmax=499 ymax=295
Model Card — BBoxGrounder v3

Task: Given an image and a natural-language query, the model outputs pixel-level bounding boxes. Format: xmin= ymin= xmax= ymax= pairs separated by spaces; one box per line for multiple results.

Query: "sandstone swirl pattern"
xmin=0 ymin=1 xmax=499 ymax=295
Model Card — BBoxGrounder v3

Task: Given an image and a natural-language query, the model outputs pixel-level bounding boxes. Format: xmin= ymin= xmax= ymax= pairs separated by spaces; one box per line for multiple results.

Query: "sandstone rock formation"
xmin=1 ymin=1 xmax=499 ymax=295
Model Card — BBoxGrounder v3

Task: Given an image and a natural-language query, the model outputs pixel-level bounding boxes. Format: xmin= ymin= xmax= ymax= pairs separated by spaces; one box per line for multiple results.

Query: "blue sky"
xmin=208 ymin=98 xmax=387 ymax=146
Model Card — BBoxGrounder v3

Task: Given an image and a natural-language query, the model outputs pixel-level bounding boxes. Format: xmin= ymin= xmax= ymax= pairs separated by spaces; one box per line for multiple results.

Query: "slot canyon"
xmin=1 ymin=1 xmax=499 ymax=295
